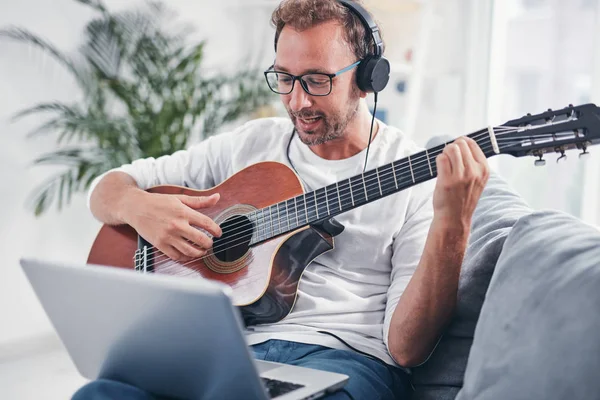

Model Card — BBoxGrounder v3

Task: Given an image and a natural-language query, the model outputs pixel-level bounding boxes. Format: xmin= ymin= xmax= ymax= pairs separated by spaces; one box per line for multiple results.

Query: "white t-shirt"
xmin=88 ymin=117 xmax=435 ymax=367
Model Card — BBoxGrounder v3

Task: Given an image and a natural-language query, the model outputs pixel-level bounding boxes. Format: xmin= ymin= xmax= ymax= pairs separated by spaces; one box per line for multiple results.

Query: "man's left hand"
xmin=433 ymin=136 xmax=490 ymax=229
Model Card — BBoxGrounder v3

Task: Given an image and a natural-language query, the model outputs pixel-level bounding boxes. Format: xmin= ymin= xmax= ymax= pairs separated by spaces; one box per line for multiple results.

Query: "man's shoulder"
xmin=197 ymin=117 xmax=293 ymax=149
xmin=378 ymin=122 xmax=423 ymax=157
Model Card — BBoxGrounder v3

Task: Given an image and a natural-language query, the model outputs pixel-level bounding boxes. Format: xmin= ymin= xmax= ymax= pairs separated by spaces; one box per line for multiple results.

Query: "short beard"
xmin=290 ymin=92 xmax=361 ymax=146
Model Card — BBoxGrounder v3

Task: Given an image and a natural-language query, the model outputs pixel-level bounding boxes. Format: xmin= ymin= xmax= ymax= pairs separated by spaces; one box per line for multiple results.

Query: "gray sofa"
xmin=411 ymin=172 xmax=600 ymax=400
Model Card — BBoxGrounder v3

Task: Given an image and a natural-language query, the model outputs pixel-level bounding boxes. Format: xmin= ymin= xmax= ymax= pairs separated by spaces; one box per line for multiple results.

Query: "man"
xmin=73 ymin=0 xmax=489 ymax=399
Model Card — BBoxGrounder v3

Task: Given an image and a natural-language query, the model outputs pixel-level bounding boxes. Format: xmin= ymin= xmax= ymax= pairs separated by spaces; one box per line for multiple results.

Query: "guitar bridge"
xmin=135 ymin=236 xmax=153 ymax=272
xmin=134 ymin=246 xmax=148 ymax=272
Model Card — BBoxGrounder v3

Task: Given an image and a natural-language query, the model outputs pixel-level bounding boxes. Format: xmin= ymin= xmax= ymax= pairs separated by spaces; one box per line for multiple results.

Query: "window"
xmin=490 ymin=0 xmax=600 ymax=225
xmin=400 ymin=0 xmax=600 ymax=226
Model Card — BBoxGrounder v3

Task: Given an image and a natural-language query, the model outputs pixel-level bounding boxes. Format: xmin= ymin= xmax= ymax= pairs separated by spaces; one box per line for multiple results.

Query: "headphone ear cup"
xmin=356 ymin=56 xmax=391 ymax=93
xmin=355 ymin=56 xmax=374 ymax=92
xmin=371 ymin=56 xmax=390 ymax=93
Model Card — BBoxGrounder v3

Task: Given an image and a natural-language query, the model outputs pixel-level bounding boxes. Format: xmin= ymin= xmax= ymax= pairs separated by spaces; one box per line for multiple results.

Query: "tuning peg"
xmin=554 ymin=146 xmax=568 ymax=163
xmin=579 ymin=147 xmax=591 ymax=160
xmin=535 ymin=156 xmax=546 ymax=167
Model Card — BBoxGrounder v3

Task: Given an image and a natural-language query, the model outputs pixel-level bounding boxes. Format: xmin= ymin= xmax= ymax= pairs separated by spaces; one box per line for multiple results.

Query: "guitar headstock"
xmin=494 ymin=103 xmax=600 ymax=164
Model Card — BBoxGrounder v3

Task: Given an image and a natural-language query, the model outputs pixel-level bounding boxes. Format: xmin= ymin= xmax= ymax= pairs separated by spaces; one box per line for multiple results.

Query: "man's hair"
xmin=271 ymin=0 xmax=385 ymax=61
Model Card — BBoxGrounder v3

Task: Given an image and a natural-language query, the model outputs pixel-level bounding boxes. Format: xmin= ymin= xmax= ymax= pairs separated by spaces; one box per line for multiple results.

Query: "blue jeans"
xmin=72 ymin=339 xmax=411 ymax=400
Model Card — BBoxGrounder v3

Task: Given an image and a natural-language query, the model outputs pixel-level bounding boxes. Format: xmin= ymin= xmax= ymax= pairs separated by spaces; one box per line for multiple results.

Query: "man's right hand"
xmin=122 ymin=190 xmax=223 ymax=262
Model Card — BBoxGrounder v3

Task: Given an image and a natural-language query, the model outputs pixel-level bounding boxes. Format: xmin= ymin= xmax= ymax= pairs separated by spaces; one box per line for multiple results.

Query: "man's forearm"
xmin=388 ymin=217 xmax=470 ymax=367
xmin=89 ymin=171 xmax=146 ymax=225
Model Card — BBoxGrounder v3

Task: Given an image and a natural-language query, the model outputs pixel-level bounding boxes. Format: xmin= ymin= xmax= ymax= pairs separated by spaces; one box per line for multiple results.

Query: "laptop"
xmin=20 ymin=258 xmax=349 ymax=400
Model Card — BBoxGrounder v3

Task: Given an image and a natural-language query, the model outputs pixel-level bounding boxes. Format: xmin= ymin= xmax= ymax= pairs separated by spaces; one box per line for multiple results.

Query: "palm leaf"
xmin=26 ymin=146 xmax=120 ymax=215
xmin=73 ymin=0 xmax=107 ymax=13
xmin=82 ymin=19 xmax=122 ymax=79
xmin=9 ymin=0 xmax=275 ymax=216
xmin=13 ymin=102 xmax=103 ymax=144
xmin=12 ymin=102 xmax=80 ymax=122
xmin=0 ymin=27 xmax=89 ymax=88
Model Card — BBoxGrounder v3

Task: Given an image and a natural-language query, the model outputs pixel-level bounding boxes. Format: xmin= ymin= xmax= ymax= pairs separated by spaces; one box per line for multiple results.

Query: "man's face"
xmin=274 ymin=21 xmax=365 ymax=146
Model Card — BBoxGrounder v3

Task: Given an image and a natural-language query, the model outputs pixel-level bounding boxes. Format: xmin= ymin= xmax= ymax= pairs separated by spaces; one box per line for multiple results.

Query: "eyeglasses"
xmin=264 ymin=61 xmax=361 ymax=96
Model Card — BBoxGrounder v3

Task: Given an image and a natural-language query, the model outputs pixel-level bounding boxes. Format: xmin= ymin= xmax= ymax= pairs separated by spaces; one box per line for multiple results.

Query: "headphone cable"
xmin=363 ymin=92 xmax=378 ymax=173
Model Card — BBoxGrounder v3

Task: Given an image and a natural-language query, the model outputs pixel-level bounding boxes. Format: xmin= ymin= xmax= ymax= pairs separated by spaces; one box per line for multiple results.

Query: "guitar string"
xmin=140 ymin=126 xmax=583 ymax=263
xmin=142 ymin=126 xmax=579 ymax=266
xmin=142 ymin=127 xmax=582 ymax=269
xmin=140 ymin=131 xmax=497 ymax=264
xmin=142 ymin=138 xmax=525 ymax=275
xmin=137 ymin=116 xmax=586 ymax=268
xmin=146 ymin=140 xmax=511 ymax=277
xmin=148 ymin=132 xmax=588 ymax=278
xmin=143 ymin=130 xmax=583 ymax=272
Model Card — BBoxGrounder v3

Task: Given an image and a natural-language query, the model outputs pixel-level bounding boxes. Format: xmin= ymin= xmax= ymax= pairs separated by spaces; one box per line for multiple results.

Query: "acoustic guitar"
xmin=88 ymin=103 xmax=600 ymax=326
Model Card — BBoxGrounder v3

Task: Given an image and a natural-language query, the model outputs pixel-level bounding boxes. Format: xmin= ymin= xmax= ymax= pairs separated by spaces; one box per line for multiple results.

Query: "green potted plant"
xmin=1 ymin=0 xmax=274 ymax=216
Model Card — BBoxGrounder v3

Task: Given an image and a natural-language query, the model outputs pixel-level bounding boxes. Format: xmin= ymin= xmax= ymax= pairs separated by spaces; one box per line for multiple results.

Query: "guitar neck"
xmin=248 ymin=127 xmax=498 ymax=245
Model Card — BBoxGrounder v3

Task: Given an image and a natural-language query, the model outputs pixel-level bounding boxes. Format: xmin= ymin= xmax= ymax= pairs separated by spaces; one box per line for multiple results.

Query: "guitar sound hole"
xmin=213 ymin=214 xmax=254 ymax=263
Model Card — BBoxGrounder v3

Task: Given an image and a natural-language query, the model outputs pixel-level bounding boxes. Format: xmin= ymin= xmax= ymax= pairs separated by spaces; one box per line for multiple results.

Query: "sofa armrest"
xmin=456 ymin=210 xmax=600 ymax=400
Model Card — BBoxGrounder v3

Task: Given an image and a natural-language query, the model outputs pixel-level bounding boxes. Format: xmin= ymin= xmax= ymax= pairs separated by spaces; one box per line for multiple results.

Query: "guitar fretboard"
xmin=249 ymin=128 xmax=496 ymax=244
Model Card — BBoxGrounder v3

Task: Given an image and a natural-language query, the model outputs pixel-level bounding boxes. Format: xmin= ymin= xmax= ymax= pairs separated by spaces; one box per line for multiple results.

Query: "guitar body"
xmin=87 ymin=162 xmax=336 ymax=326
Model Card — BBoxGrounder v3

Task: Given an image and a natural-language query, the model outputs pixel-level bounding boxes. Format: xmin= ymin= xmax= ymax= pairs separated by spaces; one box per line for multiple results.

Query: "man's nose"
xmin=288 ymin=81 xmax=312 ymax=112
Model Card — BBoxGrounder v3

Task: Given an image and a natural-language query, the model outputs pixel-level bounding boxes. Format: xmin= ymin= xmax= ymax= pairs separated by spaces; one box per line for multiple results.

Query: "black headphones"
xmin=273 ymin=0 xmax=391 ymax=94
xmin=338 ymin=0 xmax=390 ymax=93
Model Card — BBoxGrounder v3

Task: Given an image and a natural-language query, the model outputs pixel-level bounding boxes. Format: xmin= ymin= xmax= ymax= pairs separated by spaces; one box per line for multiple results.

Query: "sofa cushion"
xmin=411 ymin=172 xmax=532 ymax=400
xmin=456 ymin=210 xmax=600 ymax=400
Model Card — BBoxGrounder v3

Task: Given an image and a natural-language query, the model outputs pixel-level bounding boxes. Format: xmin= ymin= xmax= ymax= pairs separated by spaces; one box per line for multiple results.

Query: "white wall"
xmin=0 ymin=0 xmax=271 ymax=347
xmin=0 ymin=0 xmax=96 ymax=347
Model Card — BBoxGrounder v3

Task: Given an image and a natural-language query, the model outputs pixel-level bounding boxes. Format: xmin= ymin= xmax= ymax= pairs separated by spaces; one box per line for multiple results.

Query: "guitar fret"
xmin=304 ymin=195 xmax=308 ymax=223
xmin=337 ymin=179 xmax=351 ymax=212
xmin=274 ymin=204 xmax=280 ymax=234
xmin=378 ymin=164 xmax=396 ymax=196
xmin=316 ymin=188 xmax=329 ymax=220
xmin=362 ymin=174 xmax=368 ymax=201
xmin=425 ymin=149 xmax=433 ymax=176
xmin=294 ymin=197 xmax=298 ymax=227
xmin=269 ymin=206 xmax=274 ymax=236
xmin=278 ymin=203 xmax=283 ymax=232
xmin=261 ymin=210 xmax=267 ymax=240
xmin=349 ymin=179 xmax=355 ymax=206
xmin=376 ymin=168 xmax=383 ymax=196
xmin=297 ymin=195 xmax=307 ymax=226
xmin=364 ymin=170 xmax=381 ymax=201
xmin=285 ymin=201 xmax=291 ymax=231
xmin=283 ymin=203 xmax=287 ymax=231
xmin=255 ymin=211 xmax=262 ymax=241
xmin=277 ymin=203 xmax=284 ymax=233
xmin=314 ymin=191 xmax=318 ymax=220
xmin=391 ymin=162 xmax=399 ymax=189
xmin=408 ymin=155 xmax=415 ymax=183
xmin=327 ymin=186 xmax=341 ymax=215
xmin=264 ymin=210 xmax=269 ymax=240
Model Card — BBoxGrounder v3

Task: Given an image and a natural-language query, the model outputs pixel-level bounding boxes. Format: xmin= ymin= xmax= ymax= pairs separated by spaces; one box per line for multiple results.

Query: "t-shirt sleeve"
xmin=383 ymin=181 xmax=434 ymax=352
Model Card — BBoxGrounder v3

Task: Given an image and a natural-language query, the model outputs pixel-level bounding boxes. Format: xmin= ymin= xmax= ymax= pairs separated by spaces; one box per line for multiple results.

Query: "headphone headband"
xmin=271 ymin=0 xmax=390 ymax=93
xmin=337 ymin=0 xmax=383 ymax=57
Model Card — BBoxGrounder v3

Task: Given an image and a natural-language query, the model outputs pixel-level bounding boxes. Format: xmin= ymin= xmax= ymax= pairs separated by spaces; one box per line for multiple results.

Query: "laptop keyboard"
xmin=261 ymin=377 xmax=305 ymax=398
